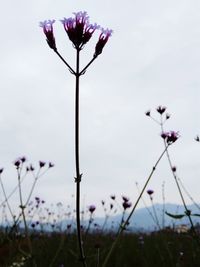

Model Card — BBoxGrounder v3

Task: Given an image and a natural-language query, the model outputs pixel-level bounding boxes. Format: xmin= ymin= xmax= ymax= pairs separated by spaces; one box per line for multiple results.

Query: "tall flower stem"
xmin=75 ymin=48 xmax=87 ymax=267
xmin=102 ymin=146 xmax=169 ymax=267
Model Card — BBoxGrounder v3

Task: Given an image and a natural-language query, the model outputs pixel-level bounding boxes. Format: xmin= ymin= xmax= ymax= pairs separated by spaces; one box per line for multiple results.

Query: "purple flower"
xmin=13 ymin=158 xmax=21 ymax=168
xmin=61 ymin=11 xmax=100 ymax=48
xmin=0 ymin=168 xmax=3 ymax=174
xmin=110 ymin=195 xmax=116 ymax=200
xmin=88 ymin=204 xmax=96 ymax=213
xmin=122 ymin=201 xmax=132 ymax=210
xmin=147 ymin=189 xmax=154 ymax=195
xmin=48 ymin=162 xmax=54 ymax=168
xmin=156 ymin=105 xmax=166 ymax=115
xmin=145 ymin=110 xmax=151 ymax=116
xmin=39 ymin=161 xmax=46 ymax=168
xmin=161 ymin=131 xmax=179 ymax=144
xmin=122 ymin=196 xmax=129 ymax=203
xmin=40 ymin=20 xmax=57 ymax=50
xmin=171 ymin=166 xmax=177 ymax=172
xmin=195 ymin=135 xmax=200 ymax=142
xmin=94 ymin=28 xmax=113 ymax=57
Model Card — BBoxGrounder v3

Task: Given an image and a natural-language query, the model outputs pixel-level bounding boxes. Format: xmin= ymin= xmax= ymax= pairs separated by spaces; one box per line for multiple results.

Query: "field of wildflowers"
xmin=0 ymin=10 xmax=200 ymax=267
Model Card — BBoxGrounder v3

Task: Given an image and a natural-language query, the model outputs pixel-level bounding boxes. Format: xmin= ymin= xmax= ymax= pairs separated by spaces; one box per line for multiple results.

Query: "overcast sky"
xmin=0 ymin=0 xmax=200 ymax=216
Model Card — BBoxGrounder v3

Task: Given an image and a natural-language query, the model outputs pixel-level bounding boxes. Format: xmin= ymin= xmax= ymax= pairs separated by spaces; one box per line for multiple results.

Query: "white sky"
xmin=0 ymin=0 xmax=200 ymax=216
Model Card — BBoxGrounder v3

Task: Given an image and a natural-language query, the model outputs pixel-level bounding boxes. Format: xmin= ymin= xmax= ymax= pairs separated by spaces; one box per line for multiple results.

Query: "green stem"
xmin=102 ymin=146 xmax=168 ymax=267
xmin=75 ymin=48 xmax=87 ymax=267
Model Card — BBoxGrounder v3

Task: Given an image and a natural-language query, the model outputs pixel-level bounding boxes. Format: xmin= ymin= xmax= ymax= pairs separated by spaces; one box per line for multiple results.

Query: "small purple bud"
xmin=145 ymin=110 xmax=151 ymax=116
xmin=122 ymin=201 xmax=132 ymax=210
xmin=166 ymin=113 xmax=171 ymax=120
xmin=156 ymin=105 xmax=166 ymax=115
xmin=49 ymin=162 xmax=54 ymax=168
xmin=195 ymin=135 xmax=200 ymax=142
xmin=88 ymin=204 xmax=96 ymax=213
xmin=171 ymin=166 xmax=177 ymax=172
xmin=122 ymin=196 xmax=129 ymax=203
xmin=0 ymin=168 xmax=4 ymax=174
xmin=110 ymin=195 xmax=116 ymax=200
xmin=39 ymin=161 xmax=46 ymax=168
xmin=147 ymin=189 xmax=154 ymax=195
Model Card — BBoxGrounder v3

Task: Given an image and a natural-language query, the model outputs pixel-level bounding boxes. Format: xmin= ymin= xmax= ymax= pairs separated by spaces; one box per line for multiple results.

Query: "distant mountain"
xmin=92 ymin=203 xmax=200 ymax=232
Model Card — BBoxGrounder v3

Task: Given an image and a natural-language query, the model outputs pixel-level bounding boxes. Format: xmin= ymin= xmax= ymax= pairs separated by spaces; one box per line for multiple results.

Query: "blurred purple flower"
xmin=147 ymin=189 xmax=154 ymax=195
xmin=39 ymin=161 xmax=46 ymax=168
xmin=161 ymin=131 xmax=179 ymax=144
xmin=88 ymin=204 xmax=96 ymax=213
xmin=122 ymin=201 xmax=132 ymax=210
xmin=156 ymin=105 xmax=166 ymax=115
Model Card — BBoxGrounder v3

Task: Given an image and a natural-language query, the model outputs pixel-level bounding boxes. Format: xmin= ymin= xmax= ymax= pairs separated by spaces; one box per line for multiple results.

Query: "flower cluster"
xmin=161 ymin=131 xmax=180 ymax=144
xmin=40 ymin=11 xmax=112 ymax=55
xmin=122 ymin=195 xmax=132 ymax=210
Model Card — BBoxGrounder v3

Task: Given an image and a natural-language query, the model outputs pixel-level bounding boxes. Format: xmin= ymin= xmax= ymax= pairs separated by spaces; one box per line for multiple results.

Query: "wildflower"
xmin=161 ymin=131 xmax=179 ymax=144
xmin=147 ymin=189 xmax=154 ymax=195
xmin=13 ymin=158 xmax=21 ymax=169
xmin=101 ymin=200 xmax=105 ymax=206
xmin=88 ymin=204 xmax=96 ymax=213
xmin=61 ymin=11 xmax=100 ymax=49
xmin=122 ymin=196 xmax=129 ymax=202
xmin=171 ymin=166 xmax=177 ymax=172
xmin=94 ymin=28 xmax=113 ymax=57
xmin=110 ymin=195 xmax=116 ymax=200
xmin=0 ymin=168 xmax=3 ymax=174
xmin=39 ymin=161 xmax=46 ymax=168
xmin=30 ymin=164 xmax=35 ymax=171
xmin=122 ymin=201 xmax=132 ymax=210
xmin=48 ymin=162 xmax=54 ymax=168
xmin=145 ymin=110 xmax=151 ymax=116
xmin=156 ymin=105 xmax=166 ymax=115
xmin=39 ymin=20 xmax=57 ymax=50
xmin=195 ymin=135 xmax=200 ymax=142
xmin=20 ymin=156 xmax=26 ymax=163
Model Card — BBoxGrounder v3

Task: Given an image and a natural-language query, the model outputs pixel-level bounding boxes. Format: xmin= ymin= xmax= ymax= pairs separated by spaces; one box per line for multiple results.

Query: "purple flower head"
xmin=39 ymin=20 xmax=57 ymax=51
xmin=13 ymin=158 xmax=21 ymax=169
xmin=20 ymin=156 xmax=26 ymax=163
xmin=156 ymin=105 xmax=166 ymax=115
xmin=110 ymin=195 xmax=116 ymax=200
xmin=145 ymin=110 xmax=151 ymax=116
xmin=48 ymin=162 xmax=54 ymax=168
xmin=39 ymin=161 xmax=46 ymax=168
xmin=88 ymin=204 xmax=96 ymax=213
xmin=122 ymin=201 xmax=132 ymax=210
xmin=30 ymin=164 xmax=35 ymax=171
xmin=166 ymin=113 xmax=171 ymax=120
xmin=122 ymin=195 xmax=129 ymax=203
xmin=195 ymin=135 xmax=200 ymax=142
xmin=101 ymin=200 xmax=105 ymax=206
xmin=0 ymin=168 xmax=3 ymax=174
xmin=94 ymin=28 xmax=113 ymax=57
xmin=147 ymin=189 xmax=154 ymax=195
xmin=161 ymin=131 xmax=179 ymax=144
xmin=171 ymin=166 xmax=177 ymax=172
xmin=110 ymin=203 xmax=114 ymax=210
xmin=61 ymin=11 xmax=100 ymax=48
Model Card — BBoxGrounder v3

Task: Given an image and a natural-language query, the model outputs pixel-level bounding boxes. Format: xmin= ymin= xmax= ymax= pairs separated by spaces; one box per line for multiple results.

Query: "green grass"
xmin=1 ymin=230 xmax=200 ymax=267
